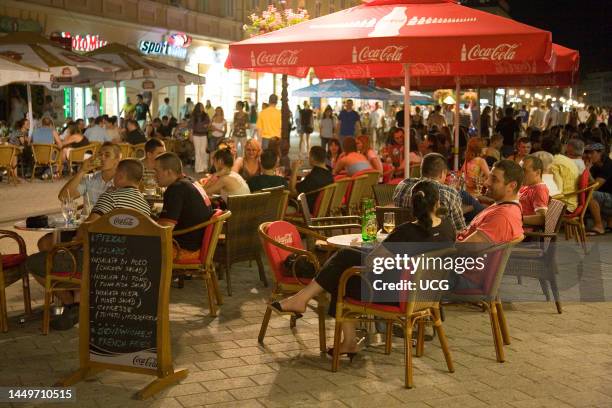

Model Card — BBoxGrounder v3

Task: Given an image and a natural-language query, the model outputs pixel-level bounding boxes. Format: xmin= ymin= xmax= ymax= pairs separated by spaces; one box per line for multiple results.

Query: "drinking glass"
xmin=143 ymin=174 xmax=157 ymax=196
xmin=61 ymin=198 xmax=76 ymax=227
xmin=383 ymin=212 xmax=396 ymax=233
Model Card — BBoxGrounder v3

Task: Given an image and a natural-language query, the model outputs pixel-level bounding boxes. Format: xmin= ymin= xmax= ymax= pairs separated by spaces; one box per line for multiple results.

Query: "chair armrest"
xmin=311 ymin=215 xmax=362 ymax=224
xmin=294 ymin=225 xmax=329 ymax=242
xmin=555 ymin=182 xmax=599 ymax=199
xmin=523 ymin=231 xmax=558 ymax=240
xmin=308 ymin=224 xmax=362 ymax=233
xmin=0 ymin=230 xmax=26 ymax=255
xmin=172 ymin=211 xmax=231 ymax=236
xmin=46 ymin=240 xmax=83 ymax=280
xmin=259 ymin=230 xmax=321 ymax=271
xmin=338 ymin=266 xmax=364 ymax=301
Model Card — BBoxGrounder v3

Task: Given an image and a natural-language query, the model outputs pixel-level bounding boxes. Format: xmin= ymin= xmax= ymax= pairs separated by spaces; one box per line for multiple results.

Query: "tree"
xmin=244 ymin=5 xmax=309 ymax=143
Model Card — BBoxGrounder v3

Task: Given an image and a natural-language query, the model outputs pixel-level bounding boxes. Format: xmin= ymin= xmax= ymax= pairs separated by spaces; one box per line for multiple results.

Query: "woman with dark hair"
xmin=319 ymin=105 xmax=336 ymax=151
xmin=200 ymin=147 xmax=250 ymax=200
xmin=61 ymin=124 xmax=89 ymax=161
xmin=481 ymin=106 xmax=492 ymax=138
xmin=189 ymin=102 xmax=211 ymax=174
xmin=271 ymin=179 xmax=455 ymax=357
xmin=333 ymin=137 xmax=372 ymax=175
xmin=326 ymin=138 xmax=342 ymax=170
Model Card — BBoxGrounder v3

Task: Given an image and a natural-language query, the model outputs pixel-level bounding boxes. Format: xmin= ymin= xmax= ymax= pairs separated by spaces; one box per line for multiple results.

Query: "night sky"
xmin=509 ymin=0 xmax=611 ymax=75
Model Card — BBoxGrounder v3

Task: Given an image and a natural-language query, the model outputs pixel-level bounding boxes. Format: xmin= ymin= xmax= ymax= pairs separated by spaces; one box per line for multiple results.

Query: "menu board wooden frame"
xmin=57 ymin=209 xmax=187 ymax=399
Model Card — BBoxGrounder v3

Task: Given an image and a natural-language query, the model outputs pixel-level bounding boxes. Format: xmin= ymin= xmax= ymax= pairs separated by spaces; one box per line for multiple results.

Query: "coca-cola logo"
xmin=412 ymin=63 xmax=449 ymax=75
xmin=109 ymin=214 xmax=140 ymax=229
xmin=494 ymin=60 xmax=535 ymax=74
xmin=133 ymin=355 xmax=157 ymax=368
xmin=353 ymin=46 xmax=405 ymax=63
xmin=331 ymin=66 xmax=369 ymax=78
xmin=252 ymin=50 xmax=300 ymax=66
xmin=462 ymin=43 xmax=519 ymax=61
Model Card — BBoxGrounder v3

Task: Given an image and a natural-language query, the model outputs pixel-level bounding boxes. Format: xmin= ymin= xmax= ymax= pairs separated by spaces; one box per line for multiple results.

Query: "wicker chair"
xmin=332 ymin=248 xmax=457 ymax=388
xmin=161 ymin=138 xmax=176 ymax=153
xmin=117 ymin=143 xmax=131 ymax=159
xmin=297 ymin=193 xmax=362 ymax=237
xmin=373 ymin=184 xmax=399 ymax=207
xmin=129 ymin=143 xmax=146 ymax=159
xmin=31 ymin=144 xmax=61 ymax=181
xmin=260 ymin=186 xmax=290 ymax=222
xmin=286 ymin=183 xmax=336 ymax=226
xmin=346 ymin=174 xmax=369 ymax=215
xmin=67 ymin=144 xmax=97 ymax=175
xmin=42 ymin=241 xmax=82 ymax=335
xmin=506 ymin=199 xmax=566 ymax=314
xmin=444 ymin=238 xmax=523 ymax=363
xmin=215 ymin=192 xmax=270 ymax=296
xmin=0 ymin=145 xmax=19 ymax=185
xmin=329 ymin=177 xmax=352 ymax=215
xmin=0 ymin=230 xmax=31 ymax=332
xmin=352 ymin=169 xmax=380 ymax=202
xmin=562 ymin=171 xmax=598 ymax=254
xmin=258 ymin=221 xmax=328 ymax=351
xmin=172 ymin=210 xmax=231 ymax=317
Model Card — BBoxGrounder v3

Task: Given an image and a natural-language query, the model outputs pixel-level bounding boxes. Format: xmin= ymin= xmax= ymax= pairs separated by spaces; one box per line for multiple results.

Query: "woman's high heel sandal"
xmin=269 ymin=301 xmax=303 ymax=319
xmin=326 ymin=348 xmax=357 ymax=362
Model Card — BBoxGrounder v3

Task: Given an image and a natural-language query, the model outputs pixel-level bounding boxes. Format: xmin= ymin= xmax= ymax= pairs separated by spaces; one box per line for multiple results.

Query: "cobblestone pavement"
xmin=1 ymin=246 xmax=611 ymax=407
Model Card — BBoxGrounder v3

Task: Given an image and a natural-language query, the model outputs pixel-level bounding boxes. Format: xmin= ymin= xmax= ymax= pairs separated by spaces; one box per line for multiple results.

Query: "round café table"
xmin=326 ymin=232 xmax=388 ymax=250
xmin=14 ymin=217 xmax=80 ymax=244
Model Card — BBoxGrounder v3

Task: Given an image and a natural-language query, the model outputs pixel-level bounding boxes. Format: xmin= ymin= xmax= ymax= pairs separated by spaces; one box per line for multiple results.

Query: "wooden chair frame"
xmin=443 ymin=238 xmax=523 ymax=363
xmin=68 ymin=144 xmax=98 ymax=175
xmin=129 ymin=143 xmax=146 ymax=159
xmin=0 ymin=145 xmax=19 ymax=185
xmin=42 ymin=240 xmax=82 ymax=335
xmin=333 ymin=248 xmax=457 ymax=388
xmin=0 ymin=230 xmax=32 ymax=332
xmin=561 ymin=182 xmax=598 ymax=254
xmin=286 ymin=183 xmax=336 ymax=225
xmin=329 ymin=178 xmax=352 ymax=216
xmin=31 ymin=144 xmax=61 ymax=181
xmin=257 ymin=222 xmax=328 ymax=352
xmin=172 ymin=211 xmax=231 ymax=317
xmin=372 ymin=184 xmax=397 ymax=207
xmin=346 ymin=175 xmax=369 ymax=215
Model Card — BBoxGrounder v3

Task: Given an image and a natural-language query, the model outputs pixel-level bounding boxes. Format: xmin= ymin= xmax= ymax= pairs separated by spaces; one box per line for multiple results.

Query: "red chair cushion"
xmin=50 ymin=271 xmax=82 ymax=279
xmin=388 ymin=178 xmax=403 ymax=185
xmin=173 ymin=257 xmax=201 ymax=265
xmin=1 ymin=253 xmax=26 ymax=269
xmin=345 ymin=297 xmax=402 ymax=313
xmin=382 ymin=163 xmax=394 ymax=184
xmin=199 ymin=209 xmax=223 ymax=263
xmin=263 ymin=221 xmax=305 ymax=281
xmin=565 ymin=169 xmax=591 ymax=218
xmin=312 ymin=190 xmax=324 ymax=217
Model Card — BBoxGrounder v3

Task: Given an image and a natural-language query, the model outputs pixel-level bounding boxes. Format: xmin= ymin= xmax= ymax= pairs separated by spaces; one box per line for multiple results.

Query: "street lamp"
xmin=518 ymin=89 xmax=525 ymax=95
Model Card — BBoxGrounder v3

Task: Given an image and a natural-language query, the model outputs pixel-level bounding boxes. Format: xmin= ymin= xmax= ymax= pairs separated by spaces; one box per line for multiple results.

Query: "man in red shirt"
xmin=519 ymin=155 xmax=549 ymax=227
xmin=454 ymin=160 xmax=525 ymax=289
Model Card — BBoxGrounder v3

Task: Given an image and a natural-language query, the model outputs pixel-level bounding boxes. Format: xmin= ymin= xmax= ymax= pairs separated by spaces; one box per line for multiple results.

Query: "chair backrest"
xmin=375 ymin=206 xmax=414 ymax=228
xmin=372 ymin=184 xmax=396 ymax=207
xmin=346 ymin=174 xmax=369 ymax=214
xmin=259 ymin=221 xmax=305 ymax=282
xmin=130 ymin=143 xmax=146 ymax=158
xmin=32 ymin=144 xmax=57 ymax=164
xmin=118 ymin=143 xmax=131 ymax=159
xmin=200 ymin=210 xmax=231 ymax=264
xmin=225 ymin=192 xmax=271 ymax=261
xmin=329 ymin=177 xmax=352 ymax=215
xmin=575 ymin=168 xmax=591 ymax=210
xmin=260 ymin=186 xmax=290 ymax=222
xmin=311 ymin=183 xmax=336 ymax=218
xmin=480 ymin=238 xmax=523 ymax=296
xmin=297 ymin=193 xmax=312 ymax=226
xmin=359 ymin=170 xmax=381 ymax=201
xmin=69 ymin=144 xmax=96 ymax=162
xmin=403 ymin=247 xmax=457 ymax=315
xmin=0 ymin=145 xmax=16 ymax=167
xmin=162 ymin=138 xmax=175 ymax=152
xmin=542 ymin=199 xmax=566 ymax=251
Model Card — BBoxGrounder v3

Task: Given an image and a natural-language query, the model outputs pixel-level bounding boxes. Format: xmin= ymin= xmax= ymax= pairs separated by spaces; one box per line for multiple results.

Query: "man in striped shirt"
xmin=26 ymin=159 xmax=151 ymax=330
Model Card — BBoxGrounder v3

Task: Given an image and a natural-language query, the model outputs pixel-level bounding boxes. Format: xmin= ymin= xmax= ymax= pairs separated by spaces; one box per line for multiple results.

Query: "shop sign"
xmin=142 ymin=80 xmax=156 ymax=90
xmin=139 ymin=40 xmax=188 ymax=59
xmin=61 ymin=32 xmax=108 ymax=52
xmin=167 ymin=32 xmax=192 ymax=48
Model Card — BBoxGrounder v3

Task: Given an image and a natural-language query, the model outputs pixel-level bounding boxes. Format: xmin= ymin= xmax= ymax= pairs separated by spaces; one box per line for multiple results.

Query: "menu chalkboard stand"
xmin=56 ymin=209 xmax=187 ymax=399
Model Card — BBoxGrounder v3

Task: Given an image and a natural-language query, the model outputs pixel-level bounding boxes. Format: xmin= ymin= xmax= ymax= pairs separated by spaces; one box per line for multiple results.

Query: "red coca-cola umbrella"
xmin=226 ymin=0 xmax=555 ymax=171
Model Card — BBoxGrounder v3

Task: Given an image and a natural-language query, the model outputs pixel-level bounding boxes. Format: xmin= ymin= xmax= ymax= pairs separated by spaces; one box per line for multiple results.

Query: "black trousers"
xmin=315 ymin=248 xmax=365 ymax=317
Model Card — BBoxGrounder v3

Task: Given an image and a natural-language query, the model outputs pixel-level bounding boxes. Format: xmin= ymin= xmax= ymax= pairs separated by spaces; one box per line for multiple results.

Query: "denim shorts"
xmin=593 ymin=191 xmax=612 ymax=216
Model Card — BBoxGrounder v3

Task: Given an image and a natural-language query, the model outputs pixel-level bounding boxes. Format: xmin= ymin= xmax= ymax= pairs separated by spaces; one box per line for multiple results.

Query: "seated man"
xmin=247 ymin=149 xmax=288 ymax=192
xmin=453 ymin=160 xmax=525 ymax=290
xmin=394 ymin=152 xmax=466 ymax=234
xmin=565 ymin=138 xmax=586 ymax=174
xmin=519 ymin=155 xmax=549 ymax=227
xmin=154 ymin=152 xmax=214 ymax=259
xmin=142 ymin=138 xmax=166 ymax=181
xmin=289 ymin=146 xmax=334 ymax=211
xmin=585 ymin=143 xmax=612 ymax=235
xmin=83 ymin=116 xmax=111 ymax=143
xmin=126 ymin=119 xmax=146 ymax=145
xmin=26 ymin=159 xmax=151 ymax=330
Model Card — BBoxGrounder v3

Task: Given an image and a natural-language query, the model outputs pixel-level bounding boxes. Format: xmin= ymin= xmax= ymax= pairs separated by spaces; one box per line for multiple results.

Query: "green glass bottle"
xmin=361 ymin=198 xmax=377 ymax=242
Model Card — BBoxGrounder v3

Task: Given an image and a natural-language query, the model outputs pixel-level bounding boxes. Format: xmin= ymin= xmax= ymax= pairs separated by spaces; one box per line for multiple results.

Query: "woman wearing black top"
xmin=272 ymin=180 xmax=455 ymax=357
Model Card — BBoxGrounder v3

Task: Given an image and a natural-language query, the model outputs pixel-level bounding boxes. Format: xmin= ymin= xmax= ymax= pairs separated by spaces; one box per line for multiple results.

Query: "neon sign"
xmin=61 ymin=32 xmax=108 ymax=52
xmin=138 ymin=40 xmax=188 ymax=59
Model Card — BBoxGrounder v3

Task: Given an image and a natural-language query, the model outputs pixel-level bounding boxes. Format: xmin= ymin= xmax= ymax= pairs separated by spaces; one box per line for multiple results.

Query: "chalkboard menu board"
xmin=88 ymin=232 xmax=162 ymax=369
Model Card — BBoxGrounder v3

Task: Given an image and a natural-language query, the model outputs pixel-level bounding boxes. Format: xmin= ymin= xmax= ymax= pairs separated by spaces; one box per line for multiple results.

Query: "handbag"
xmin=26 ymin=215 xmax=49 ymax=228
xmin=283 ymin=253 xmax=316 ymax=279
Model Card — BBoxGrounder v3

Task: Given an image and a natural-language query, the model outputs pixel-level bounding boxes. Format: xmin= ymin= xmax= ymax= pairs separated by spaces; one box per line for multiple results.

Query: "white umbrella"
xmin=0 ymin=55 xmax=52 ymax=86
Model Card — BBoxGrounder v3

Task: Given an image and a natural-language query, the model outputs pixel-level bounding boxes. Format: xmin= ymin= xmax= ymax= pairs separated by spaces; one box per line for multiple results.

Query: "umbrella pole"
xmin=27 ymin=83 xmax=33 ymax=138
xmin=116 ymin=81 xmax=121 ymax=117
xmin=403 ymin=63 xmax=411 ymax=179
xmin=476 ymin=88 xmax=481 ymax=137
xmin=492 ymin=87 xmax=497 ymax=128
xmin=454 ymin=77 xmax=461 ymax=171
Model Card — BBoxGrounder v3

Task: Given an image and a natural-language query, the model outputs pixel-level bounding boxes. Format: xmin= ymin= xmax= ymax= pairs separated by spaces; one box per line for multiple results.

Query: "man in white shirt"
xmin=528 ymin=103 xmax=545 ymax=130
xmin=179 ymin=97 xmax=194 ymax=120
xmin=85 ymin=94 xmax=100 ymax=121
xmin=544 ymin=100 xmax=562 ymax=130
xmin=84 ymin=117 xmax=112 ymax=143
xmin=158 ymin=97 xmax=174 ymax=119
xmin=369 ymin=102 xmax=385 ymax=146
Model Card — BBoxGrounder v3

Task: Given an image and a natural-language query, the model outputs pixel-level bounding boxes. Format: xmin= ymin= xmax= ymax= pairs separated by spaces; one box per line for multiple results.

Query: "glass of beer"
xmin=383 ymin=212 xmax=396 ymax=234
